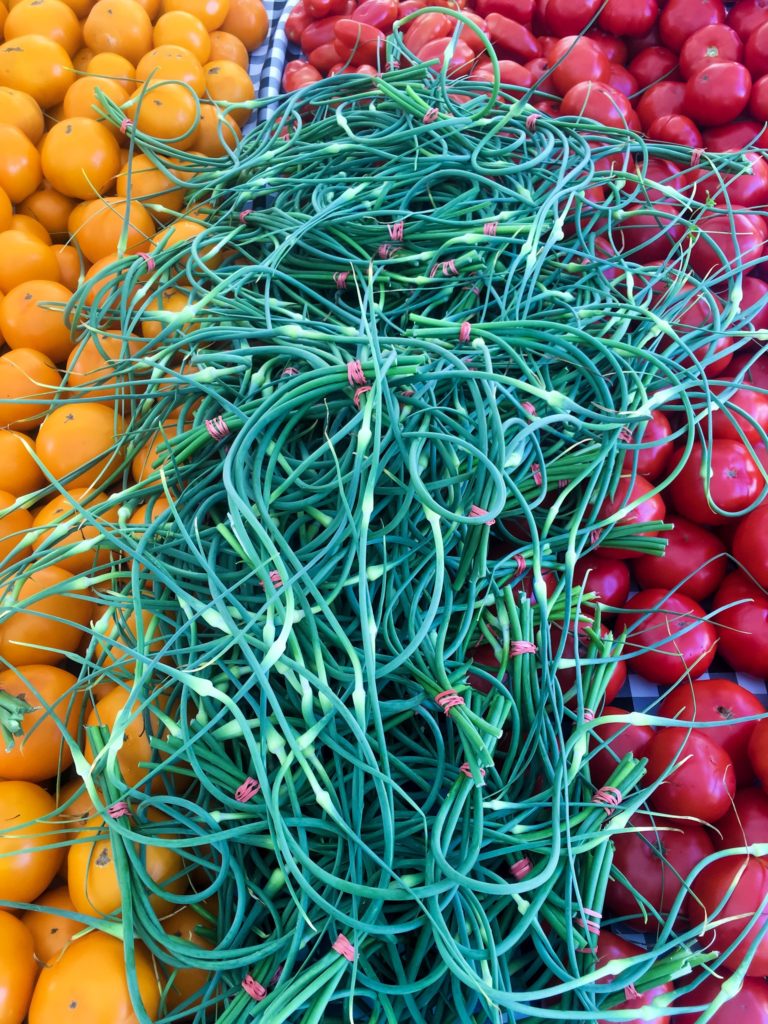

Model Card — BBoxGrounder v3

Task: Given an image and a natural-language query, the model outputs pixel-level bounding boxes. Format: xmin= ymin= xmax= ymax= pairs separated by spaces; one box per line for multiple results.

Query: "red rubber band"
xmin=239 ymin=209 xmax=251 ymax=224
xmin=469 ymin=504 xmax=495 ymax=525
xmin=590 ymin=528 xmax=602 ymax=546
xmin=624 ymin=983 xmax=640 ymax=1001
xmin=575 ymin=908 xmax=602 ymax=936
xmin=347 ymin=360 xmax=367 ymax=387
xmin=690 ymin=148 xmax=704 ymax=166
xmin=235 ymin=777 xmax=261 ymax=802
xmin=514 ymin=554 xmax=526 ymax=573
xmin=459 ymin=321 xmax=471 ymax=343
xmin=260 ymin=570 xmax=283 ymax=589
xmin=205 ymin=416 xmax=230 ymax=442
xmin=378 ymin=244 xmax=400 ymax=258
xmin=435 ymin=689 xmax=465 ymax=714
xmin=509 ymin=640 xmax=537 ymax=655
xmin=593 ymin=786 xmax=623 ymax=813
xmin=483 ymin=222 xmax=498 ymax=236
xmin=531 ymin=463 xmax=542 ymax=485
xmin=388 ymin=221 xmax=404 ymax=241
xmin=281 ymin=367 xmax=299 ymax=377
xmin=459 ymin=762 xmax=486 ymax=780
xmin=510 ymin=857 xmax=532 ymax=879
xmin=423 ymin=107 xmax=439 ymax=123
xmin=354 ymin=386 xmax=371 ymax=407
xmin=332 ymin=934 xmax=355 ymax=961
xmin=108 ymin=801 xmax=130 ymax=819
xmin=242 ymin=975 xmax=267 ymax=1001
xmin=334 ymin=271 xmax=349 ymax=289
xmin=120 ymin=117 xmax=132 ymax=134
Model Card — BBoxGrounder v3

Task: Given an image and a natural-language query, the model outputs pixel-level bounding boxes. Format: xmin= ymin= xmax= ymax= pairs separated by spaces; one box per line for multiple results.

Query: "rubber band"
xmin=558 ymin=479 xmax=567 ymax=489
xmin=205 ymin=416 xmax=230 ymax=442
xmin=378 ymin=244 xmax=401 ymax=258
xmin=385 ymin=60 xmax=400 ymax=71
xmin=619 ymin=426 xmax=633 ymax=443
xmin=388 ymin=221 xmax=404 ymax=241
xmin=510 ymin=857 xmax=532 ymax=879
xmin=514 ymin=554 xmax=526 ymax=573
xmin=459 ymin=321 xmax=471 ymax=343
xmin=583 ymin=709 xmax=595 ymax=722
xmin=235 ymin=777 xmax=261 ymax=802
xmin=469 ymin=505 xmax=495 ymax=525
xmin=483 ymin=222 xmax=498 ymax=236
xmin=593 ymin=786 xmax=623 ymax=813
xmin=575 ymin=908 xmax=602 ymax=935
xmin=690 ymin=148 xmax=704 ymax=166
xmin=590 ymin=528 xmax=602 ymax=545
xmin=260 ymin=569 xmax=283 ymax=589
xmin=239 ymin=209 xmax=251 ymax=224
xmin=334 ymin=271 xmax=349 ymax=289
xmin=281 ymin=367 xmax=299 ymax=377
xmin=522 ymin=401 xmax=536 ymax=415
xmin=531 ymin=463 xmax=542 ymax=485
xmin=137 ymin=253 xmax=155 ymax=271
xmin=459 ymin=762 xmax=486 ymax=780
xmin=509 ymin=640 xmax=537 ymax=655
xmin=347 ymin=360 xmax=368 ymax=387
xmin=423 ymin=107 xmax=439 ymax=123
xmin=624 ymin=983 xmax=640 ymax=1001
xmin=430 ymin=259 xmax=457 ymax=278
xmin=332 ymin=934 xmax=356 ymax=961
xmin=108 ymin=801 xmax=130 ymax=819
xmin=120 ymin=118 xmax=132 ymax=134
xmin=354 ymin=386 xmax=372 ymax=407
xmin=435 ymin=689 xmax=465 ymax=714
xmin=242 ymin=975 xmax=267 ymax=1001
xmin=526 ymin=112 xmax=540 ymax=131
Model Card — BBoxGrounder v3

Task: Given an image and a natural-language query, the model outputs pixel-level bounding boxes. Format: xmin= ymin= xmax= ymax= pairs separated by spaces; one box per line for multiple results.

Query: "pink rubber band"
xmin=332 ymin=934 xmax=355 ymax=961
xmin=575 ymin=908 xmax=602 ymax=936
xmin=334 ymin=271 xmax=349 ymax=289
xmin=385 ymin=60 xmax=400 ymax=70
xmin=525 ymin=112 xmax=540 ymax=131
xmin=483 ymin=222 xmax=498 ymax=236
xmin=354 ymin=386 xmax=371 ymax=407
xmin=205 ymin=416 xmax=230 ymax=442
xmin=531 ymin=463 xmax=542 ymax=485
xmin=120 ymin=117 xmax=132 ymax=134
xmin=590 ymin=528 xmax=602 ymax=546
xmin=435 ymin=689 xmax=465 ymax=714
xmin=281 ymin=367 xmax=299 ymax=377
xmin=510 ymin=640 xmax=537 ymax=655
xmin=423 ymin=107 xmax=439 ymax=123
xmin=235 ymin=777 xmax=261 ymax=802
xmin=429 ymin=259 xmax=457 ymax=279
xmin=558 ymin=479 xmax=567 ymax=489
xmin=401 ymin=388 xmax=415 ymax=398
xmin=347 ymin=360 xmax=368 ymax=387
xmin=690 ymin=148 xmax=704 ymax=166
xmin=459 ymin=321 xmax=471 ymax=343
xmin=137 ymin=253 xmax=155 ymax=271
xmin=239 ymin=209 xmax=251 ymax=224
xmin=619 ymin=426 xmax=633 ymax=443
xmin=459 ymin=762 xmax=486 ymax=779
xmin=522 ymin=401 xmax=535 ymax=416
xmin=624 ymin=983 xmax=640 ymax=1001
xmin=242 ymin=975 xmax=267 ymax=1001
xmin=593 ymin=786 xmax=623 ymax=813
xmin=514 ymin=554 xmax=526 ymax=573
xmin=378 ymin=244 xmax=400 ymax=258
xmin=511 ymin=857 xmax=532 ymax=879
xmin=469 ymin=504 xmax=496 ymax=525
xmin=583 ymin=709 xmax=595 ymax=722
xmin=108 ymin=801 xmax=130 ymax=819
xmin=388 ymin=221 xmax=404 ymax=241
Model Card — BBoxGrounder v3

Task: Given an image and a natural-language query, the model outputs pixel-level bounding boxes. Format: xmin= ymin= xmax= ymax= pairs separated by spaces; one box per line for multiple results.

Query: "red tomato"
xmin=733 ymin=506 xmax=768 ymax=589
xmin=713 ymin=570 xmax=768 ymax=678
xmin=606 ymin=64 xmax=638 ymax=98
xmin=717 ymin=788 xmax=768 ymax=851
xmin=333 ymin=18 xmax=385 ymax=63
xmin=691 ymin=153 xmax=768 ymax=209
xmin=484 ymin=13 xmax=539 ymax=62
xmin=684 ymin=60 xmax=752 ymax=125
xmin=666 ymin=441 xmax=762 ymax=526
xmin=688 ymin=855 xmax=768 ymax=976
xmin=735 ymin=276 xmax=768 ymax=333
xmin=660 ymin=0 xmax=726 ymax=53
xmin=703 ymin=119 xmax=768 ymax=149
xmin=746 ymin=21 xmax=768 ymax=77
xmin=475 ymin=0 xmax=533 ymax=22
xmin=560 ymin=81 xmax=641 ymax=130
xmin=710 ymin=382 xmax=768 ymax=444
xmin=622 ymin=409 xmax=674 ymax=482
xmin=585 ymin=29 xmax=628 ymax=65
xmin=598 ymin=0 xmax=658 ymax=38
xmin=309 ymin=42 xmax=344 ymax=71
xmin=525 ymin=55 xmax=549 ymax=85
xmin=352 ymin=0 xmax=398 ymax=30
xmin=633 ymin=515 xmax=728 ymax=603
xmin=729 ymin=0 xmax=768 ymax=43
xmin=547 ymin=36 xmax=610 ymax=96
xmin=595 ymin=931 xmax=673 ymax=1024
xmin=652 ymin=285 xmax=733 ymax=377
xmin=680 ymin=25 xmax=743 ymax=79
xmin=573 ymin=555 xmax=630 ymax=612
xmin=628 ymin=46 xmax=680 ymax=89
xmin=615 ymin=590 xmax=718 ymax=686
xmin=658 ymin=677 xmax=765 ymax=785
xmin=301 ymin=14 xmax=344 ymax=52
xmin=648 ymin=113 xmax=703 ymax=147
xmin=672 ymin=972 xmax=768 ymax=1023
xmin=402 ymin=12 xmax=452 ymax=53
xmin=589 ymin=706 xmax=655 ymax=789
xmin=637 ymin=80 xmax=687 ymax=130
xmin=457 ymin=12 xmax=490 ymax=54
xmin=605 ymin=814 xmax=715 ymax=923
xmin=281 ymin=59 xmax=323 ymax=90
xmin=727 ymin=348 xmax=768 ymax=388
xmin=540 ymin=0 xmax=602 ymax=36
xmin=618 ymin=203 xmax=684 ymax=263
xmin=467 ymin=643 xmax=500 ymax=695
xmin=417 ymin=38 xmax=475 ymax=76
xmin=285 ymin=0 xmax=312 ymax=43
xmin=645 ymin=726 xmax=735 ymax=821
xmin=749 ymin=718 xmax=768 ymax=791
xmin=550 ymin=620 xmax=627 ymax=704
xmin=596 ymin=474 xmax=666 ymax=560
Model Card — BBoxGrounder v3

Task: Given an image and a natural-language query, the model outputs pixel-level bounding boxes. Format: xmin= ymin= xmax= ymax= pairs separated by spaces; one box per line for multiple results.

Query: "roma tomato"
xmin=475 ymin=0 xmax=533 ymax=21
xmin=644 ymin=726 xmax=735 ymax=822
xmin=402 ymin=12 xmax=452 ymax=54
xmin=281 ymin=60 xmax=322 ymax=90
xmin=484 ymin=13 xmax=539 ymax=62
xmin=749 ymin=718 xmax=768 ymax=792
xmin=637 ymin=80 xmax=686 ymax=130
xmin=333 ymin=18 xmax=386 ymax=64
xmin=547 ymin=36 xmax=609 ymax=96
xmin=680 ymin=25 xmax=743 ymax=79
xmin=660 ymin=0 xmax=726 ymax=53
xmin=598 ymin=0 xmax=658 ymax=38
xmin=417 ymin=38 xmax=475 ymax=76
xmin=300 ymin=15 xmax=343 ymax=52
xmin=684 ymin=61 xmax=752 ymax=125
xmin=729 ymin=0 xmax=768 ymax=43
xmin=628 ymin=46 xmax=680 ymax=89
xmin=595 ymin=931 xmax=673 ymax=1024
xmin=713 ymin=571 xmax=768 ymax=678
xmin=596 ymin=474 xmax=665 ymax=560
xmin=633 ymin=515 xmax=728 ymax=603
xmin=622 ymin=409 xmax=674 ymax=482
xmin=688 ymin=855 xmax=768 ymax=976
xmin=573 ymin=555 xmax=630 ymax=613
xmin=717 ymin=789 xmax=768 ymax=851
xmin=750 ymin=73 xmax=768 ymax=119
xmin=615 ymin=590 xmax=718 ymax=686
xmin=285 ymin=0 xmax=311 ymax=43
xmin=666 ymin=441 xmax=762 ymax=526
xmin=658 ymin=678 xmax=765 ymax=785
xmin=605 ymin=814 xmax=714 ymax=923
xmin=648 ymin=113 xmax=703 ymax=147
xmin=672 ymin=972 xmax=768 ymax=1023
xmin=589 ymin=706 xmax=655 ymax=789
xmin=733 ymin=505 xmax=768 ymax=588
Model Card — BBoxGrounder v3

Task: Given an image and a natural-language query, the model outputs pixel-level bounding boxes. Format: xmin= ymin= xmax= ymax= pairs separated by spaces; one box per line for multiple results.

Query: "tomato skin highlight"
xmin=644 ymin=726 xmax=735 ymax=822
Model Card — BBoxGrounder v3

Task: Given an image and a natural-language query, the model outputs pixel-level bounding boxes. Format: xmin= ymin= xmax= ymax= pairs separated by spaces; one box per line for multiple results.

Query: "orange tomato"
xmin=0 ymin=186 xmax=11 ymax=231
xmin=68 ymin=197 xmax=153 ymax=263
xmin=0 ymin=230 xmax=60 ymax=292
xmin=139 ymin=288 xmax=189 ymax=339
xmin=126 ymin=82 xmax=199 ymax=149
xmin=65 ymin=333 xmax=141 ymax=404
xmin=52 ymin=244 xmax=82 ymax=291
xmin=9 ymin=214 xmax=50 ymax=244
xmin=0 ymin=665 xmax=82 ymax=781
xmin=153 ymin=10 xmax=210 ymax=63
xmin=0 ymin=348 xmax=61 ymax=431
xmin=161 ymin=0 xmax=229 ymax=30
xmin=68 ymin=816 xmax=186 ymax=917
xmin=82 ymin=0 xmax=153 ymax=64
xmin=0 ymin=123 xmax=41 ymax=202
xmin=131 ymin=417 xmax=179 ymax=482
xmin=150 ymin=216 xmax=206 ymax=254
xmin=92 ymin=605 xmax=167 ymax=679
xmin=208 ymin=29 xmax=247 ymax=68
xmin=135 ymin=43 xmax=205 ymax=95
xmin=0 ymin=566 xmax=94 ymax=667
xmin=202 ymin=58 xmax=254 ymax=125
xmin=160 ymin=904 xmax=214 ymax=1010
xmin=19 ymin=186 xmax=77 ymax=242
xmin=31 ymin=486 xmax=119 ymax=576
xmin=0 ymin=488 xmax=33 ymax=566
xmin=41 ymin=119 xmax=121 ymax=201
xmin=35 ymin=401 xmax=125 ymax=489
xmin=0 ymin=86 xmax=44 ymax=143
xmin=191 ymin=101 xmax=240 ymax=156
xmin=0 ymin=909 xmax=36 ymax=1024
xmin=59 ymin=0 xmax=94 ymax=19
xmin=0 ymin=430 xmax=45 ymax=496
xmin=83 ymin=685 xmax=165 ymax=789
xmin=3 ymin=0 xmax=82 ymax=56
xmin=116 ymin=153 xmax=185 ymax=216
xmin=62 ymin=76 xmax=131 ymax=139
xmin=0 ymin=781 xmax=64 ymax=902
xmin=54 ymin=776 xmax=94 ymax=833
xmin=0 ymin=35 xmax=75 ymax=108
xmin=85 ymin=51 xmax=136 ymax=90
xmin=28 ymin=932 xmax=160 ymax=1024
xmin=71 ymin=44 xmax=94 ymax=69
xmin=131 ymin=0 xmax=160 ymax=18
xmin=0 ymin=280 xmax=75 ymax=364
xmin=21 ymin=885 xmax=80 ymax=965
xmin=220 ymin=0 xmax=266 ymax=50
